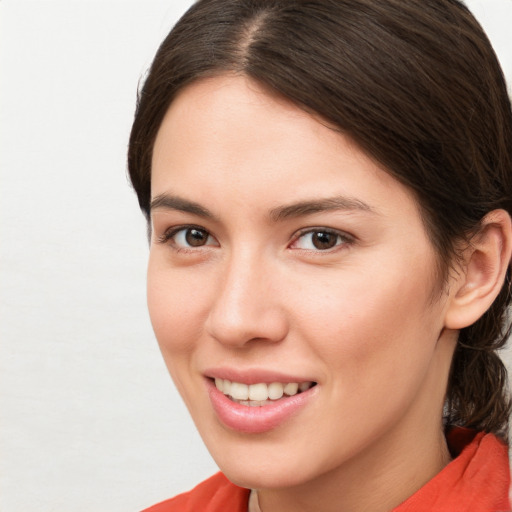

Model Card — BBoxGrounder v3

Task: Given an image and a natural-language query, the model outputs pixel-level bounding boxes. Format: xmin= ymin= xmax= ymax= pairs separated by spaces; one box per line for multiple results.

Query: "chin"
xmin=204 ymin=434 xmax=333 ymax=491
xmin=220 ymin=461 xmax=314 ymax=490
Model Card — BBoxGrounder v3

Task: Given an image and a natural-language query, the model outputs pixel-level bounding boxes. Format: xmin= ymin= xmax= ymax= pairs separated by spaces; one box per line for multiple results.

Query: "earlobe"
xmin=444 ymin=209 xmax=512 ymax=330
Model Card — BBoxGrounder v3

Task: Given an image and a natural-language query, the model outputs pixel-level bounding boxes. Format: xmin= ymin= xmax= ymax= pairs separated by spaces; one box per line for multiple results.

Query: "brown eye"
xmin=292 ymin=229 xmax=351 ymax=251
xmin=164 ymin=226 xmax=218 ymax=249
xmin=311 ymin=231 xmax=338 ymax=250
xmin=185 ymin=228 xmax=209 ymax=247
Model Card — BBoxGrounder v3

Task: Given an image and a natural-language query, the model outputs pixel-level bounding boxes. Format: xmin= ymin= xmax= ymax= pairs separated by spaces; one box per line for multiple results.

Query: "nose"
xmin=205 ymin=251 xmax=289 ymax=348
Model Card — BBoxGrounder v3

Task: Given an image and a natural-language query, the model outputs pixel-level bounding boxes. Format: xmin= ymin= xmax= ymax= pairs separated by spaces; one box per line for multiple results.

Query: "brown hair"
xmin=128 ymin=0 xmax=512 ymax=437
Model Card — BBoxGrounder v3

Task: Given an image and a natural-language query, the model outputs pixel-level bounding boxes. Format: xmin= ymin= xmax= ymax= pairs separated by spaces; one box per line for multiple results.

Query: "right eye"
xmin=159 ymin=226 xmax=219 ymax=249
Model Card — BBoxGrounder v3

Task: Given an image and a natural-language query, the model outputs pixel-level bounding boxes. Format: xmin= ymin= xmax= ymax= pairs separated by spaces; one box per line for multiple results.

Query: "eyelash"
xmin=156 ymin=225 xmax=354 ymax=253
xmin=290 ymin=227 xmax=354 ymax=252
xmin=157 ymin=225 xmax=218 ymax=251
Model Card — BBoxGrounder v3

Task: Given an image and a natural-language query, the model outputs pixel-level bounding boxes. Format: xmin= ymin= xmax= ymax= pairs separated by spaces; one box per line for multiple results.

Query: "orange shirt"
xmin=143 ymin=429 xmax=510 ymax=512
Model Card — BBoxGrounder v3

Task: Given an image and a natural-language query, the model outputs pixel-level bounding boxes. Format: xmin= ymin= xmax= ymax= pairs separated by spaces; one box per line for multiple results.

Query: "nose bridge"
xmin=206 ymin=245 xmax=287 ymax=347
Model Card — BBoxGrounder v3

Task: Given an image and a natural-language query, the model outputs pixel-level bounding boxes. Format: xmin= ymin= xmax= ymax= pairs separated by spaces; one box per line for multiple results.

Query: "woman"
xmin=128 ymin=0 xmax=512 ymax=510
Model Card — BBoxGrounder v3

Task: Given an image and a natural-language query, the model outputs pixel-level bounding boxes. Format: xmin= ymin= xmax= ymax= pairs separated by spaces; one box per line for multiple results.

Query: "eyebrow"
xmin=150 ymin=194 xmax=217 ymax=220
xmin=269 ymin=196 xmax=377 ymax=222
xmin=150 ymin=193 xmax=377 ymax=222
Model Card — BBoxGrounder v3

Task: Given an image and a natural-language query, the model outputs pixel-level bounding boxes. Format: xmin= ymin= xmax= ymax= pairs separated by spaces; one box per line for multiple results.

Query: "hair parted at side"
xmin=128 ymin=0 xmax=512 ymax=438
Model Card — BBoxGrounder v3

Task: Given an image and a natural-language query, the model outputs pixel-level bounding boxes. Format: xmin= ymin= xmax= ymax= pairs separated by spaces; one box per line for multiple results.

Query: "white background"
xmin=0 ymin=1 xmax=511 ymax=511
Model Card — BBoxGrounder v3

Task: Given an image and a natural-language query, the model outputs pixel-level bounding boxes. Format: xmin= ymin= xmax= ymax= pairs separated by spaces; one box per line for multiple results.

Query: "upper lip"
xmin=204 ymin=367 xmax=317 ymax=385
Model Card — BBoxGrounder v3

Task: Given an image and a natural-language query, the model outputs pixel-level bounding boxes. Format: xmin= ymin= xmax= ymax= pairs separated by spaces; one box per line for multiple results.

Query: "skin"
xmin=148 ymin=75 xmax=463 ymax=512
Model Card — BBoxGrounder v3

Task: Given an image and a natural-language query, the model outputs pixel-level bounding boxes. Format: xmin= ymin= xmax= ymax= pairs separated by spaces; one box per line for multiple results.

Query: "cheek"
xmin=146 ymin=258 xmax=207 ymax=357
xmin=289 ymin=270 xmax=445 ymax=445
xmin=291 ymin=259 xmax=441 ymax=379
xmin=146 ymin=259 xmax=215 ymax=405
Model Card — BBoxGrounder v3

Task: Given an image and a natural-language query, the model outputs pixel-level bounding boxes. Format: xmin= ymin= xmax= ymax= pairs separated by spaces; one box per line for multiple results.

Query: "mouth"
xmin=213 ymin=378 xmax=317 ymax=407
xmin=206 ymin=374 xmax=318 ymax=433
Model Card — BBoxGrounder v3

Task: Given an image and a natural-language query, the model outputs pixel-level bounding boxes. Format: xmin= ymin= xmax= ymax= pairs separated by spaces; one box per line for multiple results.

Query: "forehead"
xmin=153 ymin=74 xmax=340 ymax=170
xmin=151 ymin=74 xmax=423 ymax=222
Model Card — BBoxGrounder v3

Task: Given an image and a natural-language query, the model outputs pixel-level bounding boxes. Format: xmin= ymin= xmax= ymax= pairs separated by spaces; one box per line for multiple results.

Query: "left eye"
xmin=292 ymin=230 xmax=348 ymax=251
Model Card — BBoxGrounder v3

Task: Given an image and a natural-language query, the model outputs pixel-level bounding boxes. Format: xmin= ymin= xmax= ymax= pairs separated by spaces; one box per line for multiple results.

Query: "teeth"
xmin=214 ymin=378 xmax=314 ymax=405
xmin=299 ymin=382 xmax=312 ymax=392
xmin=239 ymin=400 xmax=271 ymax=407
xmin=284 ymin=382 xmax=299 ymax=395
xmin=215 ymin=378 xmax=224 ymax=392
xmin=249 ymin=383 xmax=268 ymax=401
xmin=230 ymin=382 xmax=249 ymax=400
xmin=268 ymin=382 xmax=284 ymax=400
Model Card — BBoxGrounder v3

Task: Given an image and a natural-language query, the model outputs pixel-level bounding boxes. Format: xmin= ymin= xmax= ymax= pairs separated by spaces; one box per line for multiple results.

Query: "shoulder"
xmin=395 ymin=429 xmax=511 ymax=511
xmin=141 ymin=472 xmax=250 ymax=512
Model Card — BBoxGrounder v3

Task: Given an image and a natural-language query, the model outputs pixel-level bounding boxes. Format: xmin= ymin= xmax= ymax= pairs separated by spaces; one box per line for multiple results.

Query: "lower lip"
xmin=206 ymin=379 xmax=317 ymax=434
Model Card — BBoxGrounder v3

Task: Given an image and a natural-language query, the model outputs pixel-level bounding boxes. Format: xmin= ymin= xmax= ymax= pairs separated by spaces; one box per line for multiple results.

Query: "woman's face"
xmin=148 ymin=75 xmax=457 ymax=490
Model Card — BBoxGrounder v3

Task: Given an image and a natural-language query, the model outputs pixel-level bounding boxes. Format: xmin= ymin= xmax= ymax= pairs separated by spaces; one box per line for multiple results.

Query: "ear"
xmin=444 ymin=209 xmax=512 ymax=330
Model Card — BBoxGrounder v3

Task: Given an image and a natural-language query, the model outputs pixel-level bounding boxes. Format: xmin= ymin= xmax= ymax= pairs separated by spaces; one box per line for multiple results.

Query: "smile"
xmin=207 ymin=376 xmax=318 ymax=433
xmin=215 ymin=378 xmax=315 ymax=406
